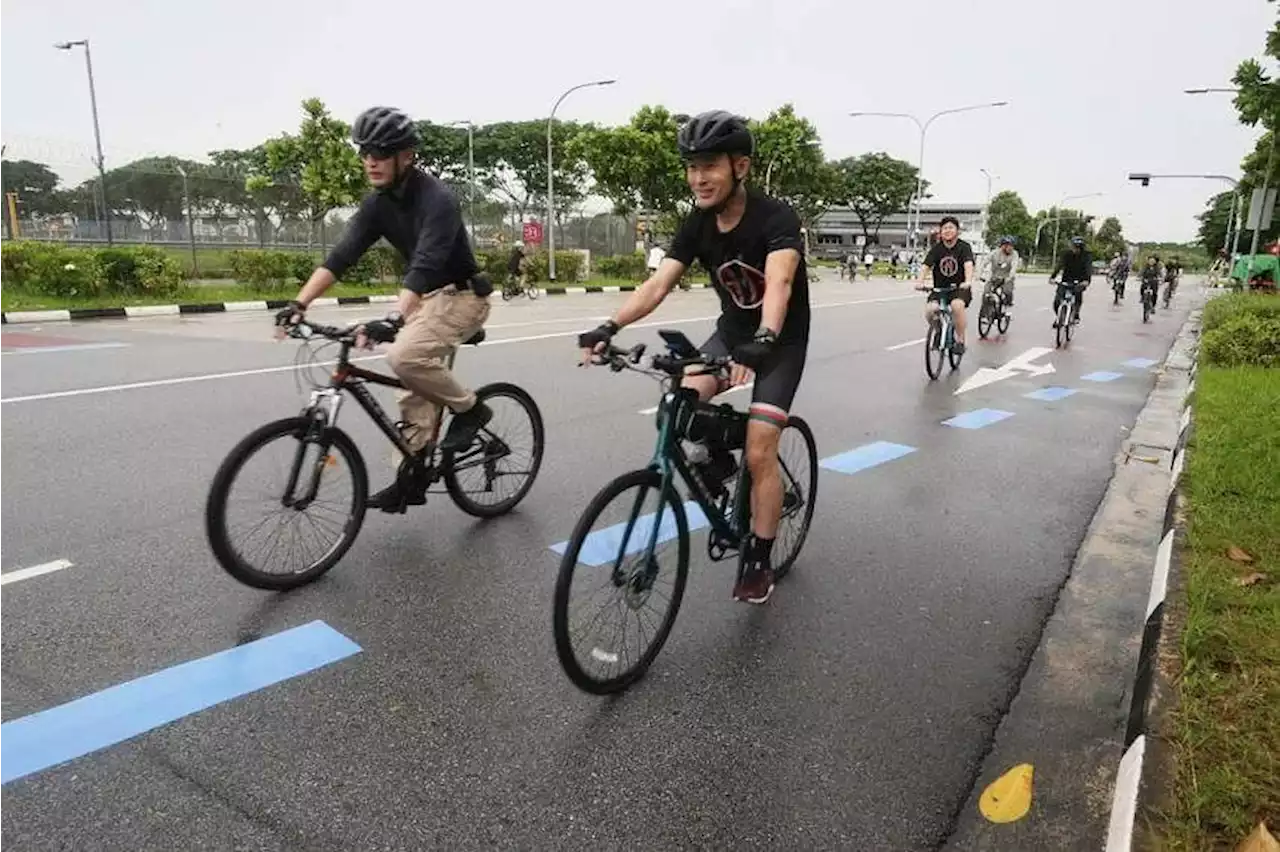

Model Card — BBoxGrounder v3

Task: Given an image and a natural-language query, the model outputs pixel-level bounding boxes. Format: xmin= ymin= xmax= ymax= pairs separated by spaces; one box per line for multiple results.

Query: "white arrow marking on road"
xmin=955 ymin=347 xmax=1056 ymax=395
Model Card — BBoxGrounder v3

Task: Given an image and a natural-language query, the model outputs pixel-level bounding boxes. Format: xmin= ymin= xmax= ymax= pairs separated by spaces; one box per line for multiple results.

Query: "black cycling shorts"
xmin=700 ymin=329 xmax=807 ymax=425
xmin=927 ymin=286 xmax=973 ymax=308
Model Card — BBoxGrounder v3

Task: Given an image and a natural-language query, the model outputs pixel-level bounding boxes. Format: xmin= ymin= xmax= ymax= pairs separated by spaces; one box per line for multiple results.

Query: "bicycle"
xmin=1111 ymin=270 xmax=1127 ymax=305
xmin=1052 ymin=280 xmax=1083 ymax=348
xmin=205 ymin=318 xmax=545 ymax=591
xmin=1140 ymin=281 xmax=1157 ymax=323
xmin=922 ymin=287 xmax=964 ymax=379
xmin=552 ymin=329 xmax=819 ymax=694
xmin=501 ymin=277 xmax=540 ymax=301
xmin=976 ymin=279 xmax=1012 ymax=340
xmin=1162 ymin=276 xmax=1178 ymax=309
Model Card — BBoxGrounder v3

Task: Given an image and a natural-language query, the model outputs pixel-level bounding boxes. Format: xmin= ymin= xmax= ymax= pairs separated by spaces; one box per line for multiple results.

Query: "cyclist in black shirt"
xmin=1050 ymin=236 xmax=1093 ymax=326
xmin=916 ymin=216 xmax=976 ymax=354
xmin=275 ymin=106 xmax=494 ymax=511
xmin=577 ymin=110 xmax=810 ymax=605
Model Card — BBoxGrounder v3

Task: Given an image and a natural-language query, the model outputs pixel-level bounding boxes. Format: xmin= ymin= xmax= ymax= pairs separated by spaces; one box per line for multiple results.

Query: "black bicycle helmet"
xmin=677 ymin=110 xmax=754 ymax=159
xmin=1070 ymin=236 xmax=1085 ymax=247
xmin=351 ymin=106 xmax=418 ymax=152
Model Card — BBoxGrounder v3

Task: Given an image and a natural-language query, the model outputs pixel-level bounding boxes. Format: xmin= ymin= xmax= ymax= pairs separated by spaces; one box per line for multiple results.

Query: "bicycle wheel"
xmin=1143 ymin=294 xmax=1154 ymax=323
xmin=977 ymin=298 xmax=994 ymax=339
xmin=501 ymin=285 xmax=514 ymax=302
xmin=997 ymin=310 xmax=1011 ymax=335
xmin=443 ymin=382 xmax=545 ymax=518
xmin=206 ymin=417 xmax=367 ymax=591
xmin=924 ymin=320 xmax=945 ymax=380
xmin=1055 ymin=303 xmax=1071 ymax=348
xmin=526 ymin=284 xmax=540 ymax=300
xmin=552 ymin=469 xmax=690 ymax=694
xmin=948 ymin=335 xmax=964 ymax=369
xmin=772 ymin=415 xmax=818 ymax=580
xmin=1113 ymin=285 xmax=1121 ymax=306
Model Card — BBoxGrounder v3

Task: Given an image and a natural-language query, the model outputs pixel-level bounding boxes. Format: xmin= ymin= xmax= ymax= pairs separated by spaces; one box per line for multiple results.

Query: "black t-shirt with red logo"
xmin=668 ymin=191 xmax=811 ymax=345
xmin=924 ymin=239 xmax=975 ymax=290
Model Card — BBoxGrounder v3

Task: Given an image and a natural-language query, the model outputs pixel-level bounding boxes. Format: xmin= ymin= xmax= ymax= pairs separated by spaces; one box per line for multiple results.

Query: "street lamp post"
xmin=54 ymin=39 xmax=112 ymax=244
xmin=547 ymin=79 xmax=615 ymax=281
xmin=849 ymin=101 xmax=1009 ymax=250
xmin=980 ymin=168 xmax=996 ymax=241
xmin=174 ymin=164 xmax=198 ymax=277
xmin=448 ymin=120 xmax=476 ymax=244
xmin=1050 ymin=191 xmax=1104 ymax=264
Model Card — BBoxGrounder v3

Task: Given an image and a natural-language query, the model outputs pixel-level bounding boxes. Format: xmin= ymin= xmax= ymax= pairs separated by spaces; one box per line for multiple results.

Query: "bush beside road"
xmin=1149 ymin=293 xmax=1280 ymax=849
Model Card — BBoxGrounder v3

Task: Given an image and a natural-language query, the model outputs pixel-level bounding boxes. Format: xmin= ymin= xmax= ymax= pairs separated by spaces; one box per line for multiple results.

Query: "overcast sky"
xmin=2 ymin=0 xmax=1273 ymax=241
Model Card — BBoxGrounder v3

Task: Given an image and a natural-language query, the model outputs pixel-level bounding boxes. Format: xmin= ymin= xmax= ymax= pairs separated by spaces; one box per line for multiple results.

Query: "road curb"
xmin=0 ymin=283 xmax=701 ymax=325
xmin=1104 ymin=301 xmax=1203 ymax=852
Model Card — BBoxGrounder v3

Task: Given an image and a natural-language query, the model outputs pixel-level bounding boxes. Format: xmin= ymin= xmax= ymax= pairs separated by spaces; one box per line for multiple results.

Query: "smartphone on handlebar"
xmin=658 ymin=329 xmax=700 ymax=357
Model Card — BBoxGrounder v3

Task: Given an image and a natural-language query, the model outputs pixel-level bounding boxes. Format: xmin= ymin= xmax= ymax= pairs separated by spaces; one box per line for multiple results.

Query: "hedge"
xmin=475 ymin=249 xmax=584 ymax=285
xmin=1 ymin=241 xmax=183 ymax=298
xmin=595 ymin=252 xmax=648 ymax=280
xmin=225 ymin=244 xmax=404 ymax=291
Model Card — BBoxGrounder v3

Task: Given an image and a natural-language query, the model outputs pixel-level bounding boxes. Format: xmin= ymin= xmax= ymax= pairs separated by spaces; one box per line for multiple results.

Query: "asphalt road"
xmin=1 ymin=272 xmax=1191 ymax=851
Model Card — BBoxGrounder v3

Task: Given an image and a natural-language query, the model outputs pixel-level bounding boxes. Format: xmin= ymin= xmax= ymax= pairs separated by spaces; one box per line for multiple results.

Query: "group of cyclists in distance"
xmin=271 ymin=105 xmax=1184 ymax=609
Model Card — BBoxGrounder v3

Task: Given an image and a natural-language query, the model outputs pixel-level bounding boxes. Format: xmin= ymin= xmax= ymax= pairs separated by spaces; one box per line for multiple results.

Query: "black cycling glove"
xmin=578 ymin=320 xmax=620 ymax=350
xmin=274 ymin=300 xmax=305 ymax=328
xmin=362 ymin=312 xmax=404 ymax=344
xmin=731 ymin=328 xmax=778 ymax=369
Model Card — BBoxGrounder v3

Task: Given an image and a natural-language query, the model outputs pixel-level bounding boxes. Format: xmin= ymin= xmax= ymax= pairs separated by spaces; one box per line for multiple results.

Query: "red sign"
xmin=522 ymin=221 xmax=544 ymax=246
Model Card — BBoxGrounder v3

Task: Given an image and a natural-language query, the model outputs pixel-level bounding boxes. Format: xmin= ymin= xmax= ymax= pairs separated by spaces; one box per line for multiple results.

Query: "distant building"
xmin=812 ymin=202 xmax=987 ymax=258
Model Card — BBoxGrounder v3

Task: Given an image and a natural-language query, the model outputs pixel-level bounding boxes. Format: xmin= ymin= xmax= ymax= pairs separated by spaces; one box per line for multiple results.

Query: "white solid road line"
xmin=1 ymin=294 xmax=916 ymax=405
xmin=1 ymin=559 xmax=74 ymax=586
xmin=885 ymin=337 xmax=927 ymax=351
xmin=2 ymin=342 xmax=131 ymax=356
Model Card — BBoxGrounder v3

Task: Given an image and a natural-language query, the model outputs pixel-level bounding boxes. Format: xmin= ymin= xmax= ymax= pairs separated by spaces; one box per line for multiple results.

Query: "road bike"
xmin=976 ymin=280 xmax=1012 ymax=340
xmin=1141 ymin=282 xmax=1158 ymax=323
xmin=552 ymin=330 xmax=818 ymax=694
xmin=205 ymin=319 xmax=545 ymax=590
xmin=1052 ymin=281 xmax=1084 ymax=348
xmin=923 ymin=288 xmax=964 ymax=379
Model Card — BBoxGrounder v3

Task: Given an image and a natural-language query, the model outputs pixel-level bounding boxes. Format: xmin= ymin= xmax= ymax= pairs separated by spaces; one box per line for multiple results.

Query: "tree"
xmin=568 ymin=105 xmax=687 ymax=234
xmin=1 ymin=160 xmax=66 ymax=221
xmin=831 ymin=152 xmax=921 ymax=247
xmin=1034 ymin=207 xmax=1094 ymax=261
xmin=1092 ymin=216 xmax=1126 ymax=259
xmin=1196 ymin=191 xmax=1240 ymax=254
xmin=474 ymin=119 xmax=590 ymax=229
xmin=982 ymin=190 xmax=1035 ymax=252
xmin=249 ymin=98 xmax=364 ymax=249
xmin=414 ymin=121 xmax=472 ymax=185
xmin=750 ymin=105 xmax=823 ymax=198
xmin=95 ymin=156 xmax=208 ymax=231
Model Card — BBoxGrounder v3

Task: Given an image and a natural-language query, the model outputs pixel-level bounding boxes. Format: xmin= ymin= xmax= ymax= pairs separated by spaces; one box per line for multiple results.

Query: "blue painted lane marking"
xmin=1081 ymin=371 xmax=1123 ymax=382
xmin=550 ymin=501 xmax=709 ymax=567
xmin=0 ymin=621 xmax=361 ymax=785
xmin=1024 ymin=386 xmax=1079 ymax=402
xmin=1123 ymin=357 xmax=1158 ymax=369
xmin=942 ymin=409 xmax=1015 ymax=430
xmin=820 ymin=441 xmax=917 ymax=475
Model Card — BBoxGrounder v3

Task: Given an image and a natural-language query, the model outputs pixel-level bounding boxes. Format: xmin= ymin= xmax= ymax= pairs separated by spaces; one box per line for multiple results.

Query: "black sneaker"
xmin=733 ymin=560 xmax=776 ymax=604
xmin=440 ymin=401 xmax=492 ymax=452
xmin=367 ymin=482 xmax=427 ymax=513
xmin=953 ymin=341 xmax=966 ymax=356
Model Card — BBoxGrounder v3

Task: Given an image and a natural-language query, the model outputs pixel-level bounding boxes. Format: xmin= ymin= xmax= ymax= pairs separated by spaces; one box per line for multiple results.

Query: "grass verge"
xmin=1154 ymin=365 xmax=1280 ymax=849
xmin=0 ymin=277 xmax=656 ymax=313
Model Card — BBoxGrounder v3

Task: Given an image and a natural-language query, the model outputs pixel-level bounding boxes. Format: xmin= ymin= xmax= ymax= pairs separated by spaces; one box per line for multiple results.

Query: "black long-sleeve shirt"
xmin=1051 ymin=248 xmax=1093 ymax=283
xmin=323 ymin=169 xmax=478 ymax=294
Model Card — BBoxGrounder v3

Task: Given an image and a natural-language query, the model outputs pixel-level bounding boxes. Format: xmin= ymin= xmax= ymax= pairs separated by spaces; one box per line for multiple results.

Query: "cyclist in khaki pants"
xmin=277 ymin=106 xmax=493 ymax=511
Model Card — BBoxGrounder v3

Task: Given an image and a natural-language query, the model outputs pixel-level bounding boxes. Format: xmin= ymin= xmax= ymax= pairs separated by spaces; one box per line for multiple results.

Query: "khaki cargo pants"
xmin=385 ymin=285 xmax=491 ymax=453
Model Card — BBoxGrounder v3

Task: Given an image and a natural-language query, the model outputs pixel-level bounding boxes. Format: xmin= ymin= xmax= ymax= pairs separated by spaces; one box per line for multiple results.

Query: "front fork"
xmin=283 ymin=389 xmax=343 ymax=509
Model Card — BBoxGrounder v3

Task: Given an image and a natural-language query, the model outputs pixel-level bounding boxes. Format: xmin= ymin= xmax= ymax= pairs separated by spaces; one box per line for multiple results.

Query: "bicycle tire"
xmin=924 ymin=320 xmax=944 ymax=380
xmin=997 ymin=312 xmax=1011 ymax=334
xmin=552 ymin=469 xmax=690 ymax=695
xmin=1055 ymin=303 xmax=1071 ymax=348
xmin=501 ymin=286 xmax=514 ymax=302
xmin=526 ymin=285 xmax=540 ymax=300
xmin=1143 ymin=294 xmax=1153 ymax=323
xmin=948 ymin=339 xmax=963 ymax=369
xmin=772 ymin=415 xmax=819 ymax=581
xmin=206 ymin=417 xmax=367 ymax=591
xmin=443 ymin=382 xmax=545 ymax=518
xmin=977 ymin=299 xmax=994 ymax=339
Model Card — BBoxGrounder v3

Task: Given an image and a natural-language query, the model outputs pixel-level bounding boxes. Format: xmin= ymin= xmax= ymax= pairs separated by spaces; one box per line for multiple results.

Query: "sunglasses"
xmin=358 ymin=145 xmax=397 ymax=161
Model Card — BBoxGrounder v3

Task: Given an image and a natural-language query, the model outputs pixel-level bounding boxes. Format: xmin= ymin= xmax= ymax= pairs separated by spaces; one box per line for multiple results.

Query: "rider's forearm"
xmin=296 ymin=267 xmax=337 ymax=307
xmin=611 ymin=278 xmax=666 ymax=328
xmin=396 ymin=288 xmax=420 ymax=319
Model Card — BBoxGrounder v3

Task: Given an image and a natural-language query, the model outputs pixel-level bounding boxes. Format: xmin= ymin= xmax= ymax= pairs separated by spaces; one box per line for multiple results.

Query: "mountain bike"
xmin=206 ymin=319 xmax=544 ymax=591
xmin=552 ymin=330 xmax=819 ymax=694
xmin=1141 ymin=282 xmax=1157 ymax=323
xmin=977 ymin=280 xmax=1012 ymax=340
xmin=923 ymin=288 xmax=964 ymax=379
xmin=1052 ymin=281 xmax=1083 ymax=348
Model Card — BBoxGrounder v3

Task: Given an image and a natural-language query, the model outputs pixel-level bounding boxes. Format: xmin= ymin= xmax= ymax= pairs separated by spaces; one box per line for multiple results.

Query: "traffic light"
xmin=1128 ymin=172 xmax=1152 ymax=187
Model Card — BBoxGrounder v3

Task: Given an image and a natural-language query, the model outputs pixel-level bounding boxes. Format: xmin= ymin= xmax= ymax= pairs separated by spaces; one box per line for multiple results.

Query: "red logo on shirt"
xmin=715 ymin=259 xmax=766 ymax=309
